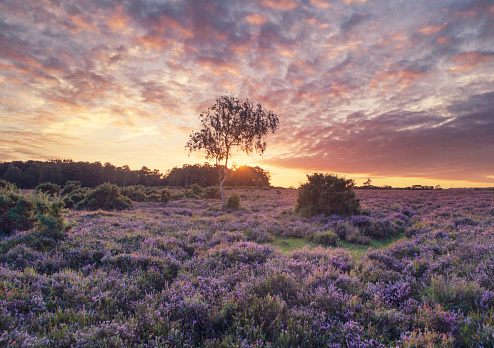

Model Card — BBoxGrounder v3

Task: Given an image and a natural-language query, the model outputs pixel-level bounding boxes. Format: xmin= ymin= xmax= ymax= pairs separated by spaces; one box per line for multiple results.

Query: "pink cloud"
xmin=261 ymin=0 xmax=299 ymax=11
xmin=450 ymin=52 xmax=494 ymax=72
xmin=245 ymin=13 xmax=268 ymax=25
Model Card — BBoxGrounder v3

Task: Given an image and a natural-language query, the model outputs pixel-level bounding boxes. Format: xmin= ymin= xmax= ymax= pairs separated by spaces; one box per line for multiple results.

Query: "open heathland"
xmin=1 ymin=187 xmax=494 ymax=347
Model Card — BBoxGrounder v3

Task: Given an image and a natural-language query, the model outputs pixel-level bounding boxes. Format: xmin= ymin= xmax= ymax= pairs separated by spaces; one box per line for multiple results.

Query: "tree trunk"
xmin=219 ymin=165 xmax=228 ymax=206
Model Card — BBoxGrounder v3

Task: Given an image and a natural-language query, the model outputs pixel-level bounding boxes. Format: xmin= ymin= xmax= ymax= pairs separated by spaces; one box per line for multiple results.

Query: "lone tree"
xmin=186 ymin=95 xmax=279 ymax=205
xmin=295 ymin=173 xmax=361 ymax=217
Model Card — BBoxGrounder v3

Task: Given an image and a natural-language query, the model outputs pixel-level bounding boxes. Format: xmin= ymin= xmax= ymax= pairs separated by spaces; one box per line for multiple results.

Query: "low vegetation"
xmin=0 ymin=180 xmax=69 ymax=239
xmin=0 ymin=183 xmax=493 ymax=346
xmin=295 ymin=172 xmax=361 ymax=217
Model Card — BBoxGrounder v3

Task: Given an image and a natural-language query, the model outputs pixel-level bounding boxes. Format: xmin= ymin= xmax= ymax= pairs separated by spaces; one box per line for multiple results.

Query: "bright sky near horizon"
xmin=1 ymin=0 xmax=493 ymax=188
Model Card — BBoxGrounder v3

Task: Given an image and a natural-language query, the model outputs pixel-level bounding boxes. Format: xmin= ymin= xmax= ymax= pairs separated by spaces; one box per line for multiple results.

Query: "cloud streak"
xmin=0 ymin=0 xmax=493 ymax=185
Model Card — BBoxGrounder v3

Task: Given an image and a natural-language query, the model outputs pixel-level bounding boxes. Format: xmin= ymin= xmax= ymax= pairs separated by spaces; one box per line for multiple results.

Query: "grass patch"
xmin=337 ymin=233 xmax=405 ymax=259
xmin=269 ymin=233 xmax=405 ymax=257
xmin=269 ymin=237 xmax=314 ymax=254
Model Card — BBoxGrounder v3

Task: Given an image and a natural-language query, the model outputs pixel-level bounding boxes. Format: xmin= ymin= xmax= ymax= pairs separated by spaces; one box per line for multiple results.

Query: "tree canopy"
xmin=186 ymin=95 xmax=279 ymax=204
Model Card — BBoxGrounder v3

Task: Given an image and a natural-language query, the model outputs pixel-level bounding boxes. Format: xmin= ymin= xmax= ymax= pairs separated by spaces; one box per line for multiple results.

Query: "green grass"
xmin=269 ymin=237 xmax=314 ymax=254
xmin=269 ymin=233 xmax=405 ymax=258
xmin=337 ymin=233 xmax=405 ymax=259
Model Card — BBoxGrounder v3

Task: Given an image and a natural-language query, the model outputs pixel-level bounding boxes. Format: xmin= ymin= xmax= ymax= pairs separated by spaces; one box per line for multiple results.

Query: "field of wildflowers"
xmin=1 ymin=187 xmax=493 ymax=347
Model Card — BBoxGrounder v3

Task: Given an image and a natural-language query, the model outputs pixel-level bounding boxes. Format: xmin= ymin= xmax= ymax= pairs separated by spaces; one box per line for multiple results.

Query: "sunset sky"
xmin=1 ymin=0 xmax=493 ymax=188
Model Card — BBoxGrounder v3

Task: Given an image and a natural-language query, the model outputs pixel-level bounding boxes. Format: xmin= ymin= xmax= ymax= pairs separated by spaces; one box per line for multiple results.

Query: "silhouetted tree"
xmin=186 ymin=95 xmax=279 ymax=205
xmin=39 ymin=162 xmax=63 ymax=185
xmin=20 ymin=161 xmax=41 ymax=188
xmin=295 ymin=173 xmax=360 ymax=217
xmin=103 ymin=162 xmax=116 ymax=183
xmin=226 ymin=165 xmax=270 ymax=187
xmin=2 ymin=163 xmax=22 ymax=187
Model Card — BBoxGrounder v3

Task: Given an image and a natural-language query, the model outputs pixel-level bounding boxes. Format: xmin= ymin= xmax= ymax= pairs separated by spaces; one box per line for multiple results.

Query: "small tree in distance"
xmin=295 ymin=173 xmax=361 ymax=217
xmin=186 ymin=95 xmax=279 ymax=205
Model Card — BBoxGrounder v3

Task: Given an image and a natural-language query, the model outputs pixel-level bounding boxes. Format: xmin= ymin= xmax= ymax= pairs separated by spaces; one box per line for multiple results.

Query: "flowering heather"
xmin=0 ymin=187 xmax=493 ymax=346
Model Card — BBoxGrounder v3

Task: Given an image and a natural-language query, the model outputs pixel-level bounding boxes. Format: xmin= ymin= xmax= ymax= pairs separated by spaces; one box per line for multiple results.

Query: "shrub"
xmin=223 ymin=193 xmax=241 ymax=210
xmin=63 ymin=189 xmax=87 ymax=209
xmin=170 ymin=192 xmax=185 ymax=200
xmin=120 ymin=186 xmax=147 ymax=202
xmin=145 ymin=193 xmax=161 ymax=202
xmin=295 ymin=173 xmax=360 ymax=218
xmin=424 ymin=275 xmax=482 ymax=313
xmin=35 ymin=182 xmax=61 ymax=196
xmin=191 ymin=183 xmax=203 ymax=195
xmin=183 ymin=189 xmax=197 ymax=198
xmin=307 ymin=230 xmax=339 ymax=246
xmin=203 ymin=186 xmax=221 ymax=199
xmin=0 ymin=179 xmax=17 ymax=190
xmin=61 ymin=180 xmax=81 ymax=195
xmin=0 ymin=187 xmax=68 ymax=238
xmin=77 ymin=183 xmax=132 ymax=211
xmin=1 ymin=184 xmax=35 ymax=234
xmin=204 ymin=242 xmax=278 ymax=269
xmin=350 ymin=215 xmax=398 ymax=240
xmin=399 ymin=328 xmax=455 ymax=348
xmin=347 ymin=233 xmax=372 ymax=245
xmin=34 ymin=199 xmax=68 ymax=240
xmin=3 ymin=196 xmax=36 ymax=233
xmin=160 ymin=189 xmax=171 ymax=203
xmin=330 ymin=220 xmax=360 ymax=241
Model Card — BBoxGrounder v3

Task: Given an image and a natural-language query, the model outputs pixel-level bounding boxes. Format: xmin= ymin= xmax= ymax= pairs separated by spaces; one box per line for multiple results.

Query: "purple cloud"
xmin=0 ymin=0 xmax=493 ymax=185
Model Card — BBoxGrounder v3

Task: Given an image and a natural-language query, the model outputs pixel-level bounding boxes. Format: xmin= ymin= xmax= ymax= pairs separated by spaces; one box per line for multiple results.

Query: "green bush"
xmin=295 ymin=173 xmax=360 ymax=217
xmin=63 ymin=189 xmax=87 ymax=209
xmin=203 ymin=186 xmax=221 ymax=199
xmin=223 ymin=193 xmax=241 ymax=210
xmin=3 ymin=196 xmax=36 ymax=233
xmin=160 ymin=189 xmax=171 ymax=204
xmin=347 ymin=233 xmax=371 ymax=245
xmin=77 ymin=183 xmax=132 ymax=211
xmin=36 ymin=182 xmax=61 ymax=196
xmin=61 ymin=180 xmax=81 ymax=195
xmin=120 ymin=186 xmax=147 ymax=202
xmin=183 ymin=189 xmax=197 ymax=198
xmin=145 ymin=193 xmax=161 ymax=202
xmin=0 ymin=185 xmax=68 ymax=237
xmin=191 ymin=183 xmax=203 ymax=195
xmin=170 ymin=192 xmax=185 ymax=200
xmin=307 ymin=230 xmax=339 ymax=246
xmin=35 ymin=199 xmax=69 ymax=240
xmin=0 ymin=179 xmax=17 ymax=190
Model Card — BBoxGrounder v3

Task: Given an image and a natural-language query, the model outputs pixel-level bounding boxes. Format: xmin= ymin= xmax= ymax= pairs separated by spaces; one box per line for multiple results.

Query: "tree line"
xmin=357 ymin=178 xmax=442 ymax=190
xmin=0 ymin=160 xmax=271 ymax=189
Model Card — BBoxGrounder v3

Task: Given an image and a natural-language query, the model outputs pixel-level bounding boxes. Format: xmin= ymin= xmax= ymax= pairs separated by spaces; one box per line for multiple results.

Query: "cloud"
xmin=310 ymin=0 xmax=331 ymax=9
xmin=107 ymin=6 xmax=131 ymax=31
xmin=0 ymin=0 xmax=493 ymax=186
xmin=342 ymin=0 xmax=367 ymax=4
xmin=417 ymin=24 xmax=445 ymax=35
xmin=266 ymin=91 xmax=494 ymax=182
xmin=449 ymin=52 xmax=494 ymax=72
xmin=134 ymin=35 xmax=171 ymax=51
xmin=261 ymin=0 xmax=299 ymax=11
xmin=369 ymin=67 xmax=428 ymax=91
xmin=340 ymin=13 xmax=369 ymax=34
xmin=245 ymin=13 xmax=268 ymax=25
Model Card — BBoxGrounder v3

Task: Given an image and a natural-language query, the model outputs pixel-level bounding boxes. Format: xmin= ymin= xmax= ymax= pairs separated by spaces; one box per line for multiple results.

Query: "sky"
xmin=1 ymin=0 xmax=493 ymax=188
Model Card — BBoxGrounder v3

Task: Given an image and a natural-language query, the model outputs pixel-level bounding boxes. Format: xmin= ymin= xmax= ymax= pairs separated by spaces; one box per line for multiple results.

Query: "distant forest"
xmin=0 ymin=160 xmax=271 ymax=189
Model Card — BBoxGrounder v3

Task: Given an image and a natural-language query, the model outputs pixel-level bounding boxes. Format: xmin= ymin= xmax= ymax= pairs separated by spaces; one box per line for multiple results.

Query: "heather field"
xmin=1 ymin=187 xmax=494 ymax=347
